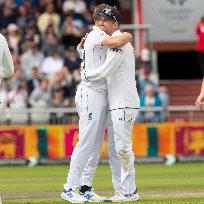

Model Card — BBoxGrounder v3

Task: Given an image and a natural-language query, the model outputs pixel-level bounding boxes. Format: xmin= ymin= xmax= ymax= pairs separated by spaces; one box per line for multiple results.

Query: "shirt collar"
xmin=93 ymin=26 xmax=101 ymax=31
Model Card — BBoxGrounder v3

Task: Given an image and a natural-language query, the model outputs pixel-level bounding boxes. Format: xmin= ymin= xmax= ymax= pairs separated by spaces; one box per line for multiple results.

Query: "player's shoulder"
xmin=0 ymin=33 xmax=7 ymax=44
xmin=0 ymin=33 xmax=4 ymax=40
xmin=89 ymin=29 xmax=106 ymax=37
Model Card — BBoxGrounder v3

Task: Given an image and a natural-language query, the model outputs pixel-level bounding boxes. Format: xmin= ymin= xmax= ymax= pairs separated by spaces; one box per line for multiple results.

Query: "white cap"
xmin=7 ymin=23 xmax=18 ymax=32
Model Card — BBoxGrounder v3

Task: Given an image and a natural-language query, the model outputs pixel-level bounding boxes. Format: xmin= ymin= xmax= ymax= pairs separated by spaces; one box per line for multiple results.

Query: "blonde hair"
xmin=93 ymin=4 xmax=111 ymax=22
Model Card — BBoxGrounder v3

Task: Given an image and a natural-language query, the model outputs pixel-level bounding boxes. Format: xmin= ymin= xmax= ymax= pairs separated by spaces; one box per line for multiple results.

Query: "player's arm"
xmin=0 ymin=35 xmax=14 ymax=80
xmin=102 ymin=32 xmax=132 ymax=48
xmin=82 ymin=48 xmax=124 ymax=82
xmin=77 ymin=33 xmax=88 ymax=59
xmin=195 ymin=78 xmax=204 ymax=109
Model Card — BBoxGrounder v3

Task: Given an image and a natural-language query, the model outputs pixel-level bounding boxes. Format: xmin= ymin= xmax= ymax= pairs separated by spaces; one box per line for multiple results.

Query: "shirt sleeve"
xmin=83 ymin=47 xmax=124 ymax=82
xmin=77 ymin=45 xmax=84 ymax=59
xmin=94 ymin=30 xmax=109 ymax=46
xmin=0 ymin=34 xmax=14 ymax=79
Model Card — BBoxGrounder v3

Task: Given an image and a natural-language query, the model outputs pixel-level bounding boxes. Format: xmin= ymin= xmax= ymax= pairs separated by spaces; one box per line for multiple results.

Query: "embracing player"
xmin=82 ymin=7 xmax=140 ymax=202
xmin=61 ymin=4 xmax=132 ymax=203
xmin=0 ymin=33 xmax=14 ymax=86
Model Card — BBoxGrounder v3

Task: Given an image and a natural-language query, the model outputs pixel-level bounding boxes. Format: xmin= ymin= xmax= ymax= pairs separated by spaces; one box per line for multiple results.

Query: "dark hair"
xmin=201 ymin=16 xmax=204 ymax=22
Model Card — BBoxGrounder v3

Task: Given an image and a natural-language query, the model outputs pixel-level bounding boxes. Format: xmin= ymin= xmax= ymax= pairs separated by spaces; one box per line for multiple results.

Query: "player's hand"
xmin=77 ymin=33 xmax=88 ymax=50
xmin=81 ymin=69 xmax=87 ymax=81
xmin=195 ymin=94 xmax=204 ymax=110
xmin=123 ymin=32 xmax=132 ymax=43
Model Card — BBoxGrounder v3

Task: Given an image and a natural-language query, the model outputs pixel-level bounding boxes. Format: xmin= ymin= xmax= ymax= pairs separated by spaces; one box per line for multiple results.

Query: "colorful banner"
xmin=0 ymin=123 xmax=204 ymax=160
xmin=176 ymin=126 xmax=204 ymax=156
xmin=0 ymin=129 xmax=24 ymax=159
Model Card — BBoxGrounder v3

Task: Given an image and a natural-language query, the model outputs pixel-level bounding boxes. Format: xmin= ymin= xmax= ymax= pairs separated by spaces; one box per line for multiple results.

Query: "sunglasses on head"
xmin=102 ymin=9 xmax=118 ymax=23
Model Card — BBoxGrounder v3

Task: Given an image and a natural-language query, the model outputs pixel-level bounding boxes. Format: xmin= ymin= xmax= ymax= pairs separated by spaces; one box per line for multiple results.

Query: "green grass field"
xmin=0 ymin=163 xmax=204 ymax=203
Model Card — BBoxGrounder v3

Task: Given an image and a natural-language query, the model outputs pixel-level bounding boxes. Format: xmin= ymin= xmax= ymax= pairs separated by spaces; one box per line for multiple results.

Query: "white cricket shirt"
xmin=81 ymin=26 xmax=109 ymax=91
xmin=83 ymin=30 xmax=140 ymax=110
xmin=0 ymin=33 xmax=14 ymax=79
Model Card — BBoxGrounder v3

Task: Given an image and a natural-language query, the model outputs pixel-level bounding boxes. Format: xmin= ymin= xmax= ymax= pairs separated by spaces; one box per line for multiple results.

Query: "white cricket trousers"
xmin=64 ymin=84 xmax=107 ymax=190
xmin=80 ymin=111 xmax=122 ymax=193
xmin=80 ymin=108 xmax=138 ymax=195
xmin=109 ymin=108 xmax=139 ymax=195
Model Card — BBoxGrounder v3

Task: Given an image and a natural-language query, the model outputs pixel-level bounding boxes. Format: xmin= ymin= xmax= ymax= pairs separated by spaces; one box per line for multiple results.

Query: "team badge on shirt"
xmin=110 ymin=48 xmax=123 ymax=54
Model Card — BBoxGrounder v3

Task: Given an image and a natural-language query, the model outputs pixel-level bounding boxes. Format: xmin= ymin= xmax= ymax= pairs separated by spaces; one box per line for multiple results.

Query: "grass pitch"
xmin=0 ymin=163 xmax=204 ymax=203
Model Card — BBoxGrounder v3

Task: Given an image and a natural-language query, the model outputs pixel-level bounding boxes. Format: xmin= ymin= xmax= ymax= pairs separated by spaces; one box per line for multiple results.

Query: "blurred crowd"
xmin=136 ymin=48 xmax=170 ymax=123
xmin=0 ymin=0 xmax=120 ymax=110
xmin=0 ymin=0 xmax=170 ymax=123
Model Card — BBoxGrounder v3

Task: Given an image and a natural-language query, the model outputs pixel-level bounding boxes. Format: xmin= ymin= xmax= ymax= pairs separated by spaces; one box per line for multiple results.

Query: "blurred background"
xmin=0 ymin=0 xmax=204 ymax=165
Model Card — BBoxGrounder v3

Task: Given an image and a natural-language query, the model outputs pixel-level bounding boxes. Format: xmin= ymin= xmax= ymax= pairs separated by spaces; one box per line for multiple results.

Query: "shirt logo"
xmin=167 ymin=0 xmax=187 ymax=6
xmin=88 ymin=113 xmax=92 ymax=120
xmin=110 ymin=48 xmax=123 ymax=54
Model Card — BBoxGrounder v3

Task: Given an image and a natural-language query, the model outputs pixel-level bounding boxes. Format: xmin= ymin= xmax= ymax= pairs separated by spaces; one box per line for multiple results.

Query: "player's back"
xmin=82 ymin=26 xmax=108 ymax=91
xmin=107 ymin=31 xmax=140 ymax=110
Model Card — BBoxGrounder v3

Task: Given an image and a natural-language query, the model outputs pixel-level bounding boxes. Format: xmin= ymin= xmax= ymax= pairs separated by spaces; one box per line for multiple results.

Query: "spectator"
xmin=61 ymin=14 xmax=84 ymax=48
xmin=61 ymin=13 xmax=86 ymax=34
xmin=27 ymin=66 xmax=41 ymax=96
xmin=37 ymin=2 xmax=60 ymax=34
xmin=61 ymin=68 xmax=79 ymax=98
xmin=10 ymin=68 xmax=26 ymax=90
xmin=137 ymin=84 xmax=163 ymax=123
xmin=8 ymin=82 xmax=27 ymax=108
xmin=50 ymin=87 xmax=70 ymax=108
xmin=64 ymin=46 xmax=81 ymax=73
xmin=2 ymin=0 xmax=17 ymax=9
xmin=63 ymin=0 xmax=87 ymax=15
xmin=7 ymin=23 xmax=21 ymax=54
xmin=20 ymin=25 xmax=40 ymax=52
xmin=140 ymin=48 xmax=152 ymax=71
xmin=16 ymin=0 xmax=38 ymax=6
xmin=29 ymin=78 xmax=51 ymax=108
xmin=0 ymin=5 xmax=17 ymax=31
xmin=158 ymin=85 xmax=169 ymax=108
xmin=41 ymin=31 xmax=64 ymax=56
xmin=158 ymin=85 xmax=170 ymax=121
xmin=50 ymin=86 xmax=71 ymax=124
xmin=21 ymin=43 xmax=44 ymax=79
xmin=11 ymin=53 xmax=22 ymax=72
xmin=16 ymin=5 xmax=29 ymax=30
xmin=41 ymin=50 xmax=64 ymax=78
xmin=196 ymin=16 xmax=204 ymax=75
xmin=50 ymin=70 xmax=72 ymax=99
xmin=138 ymin=68 xmax=158 ymax=96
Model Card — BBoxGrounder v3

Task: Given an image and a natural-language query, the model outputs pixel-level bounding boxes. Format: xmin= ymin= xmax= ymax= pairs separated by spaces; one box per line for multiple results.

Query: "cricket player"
xmin=61 ymin=4 xmax=132 ymax=203
xmin=0 ymin=33 xmax=14 ymax=86
xmin=195 ymin=78 xmax=204 ymax=109
xmin=81 ymin=7 xmax=140 ymax=202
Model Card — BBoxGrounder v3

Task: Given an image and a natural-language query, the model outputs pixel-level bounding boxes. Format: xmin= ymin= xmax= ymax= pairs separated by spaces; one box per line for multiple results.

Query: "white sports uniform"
xmin=83 ymin=30 xmax=140 ymax=195
xmin=0 ymin=33 xmax=14 ymax=79
xmin=64 ymin=26 xmax=121 ymax=192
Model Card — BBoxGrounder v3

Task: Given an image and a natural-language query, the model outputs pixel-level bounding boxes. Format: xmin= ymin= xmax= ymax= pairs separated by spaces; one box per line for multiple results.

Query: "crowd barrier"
xmin=0 ymin=122 xmax=204 ymax=162
xmin=0 ymin=106 xmax=204 ymax=125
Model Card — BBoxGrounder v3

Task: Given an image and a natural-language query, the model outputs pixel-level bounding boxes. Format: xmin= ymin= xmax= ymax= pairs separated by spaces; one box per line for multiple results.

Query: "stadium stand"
xmin=0 ymin=0 xmax=203 ymax=124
